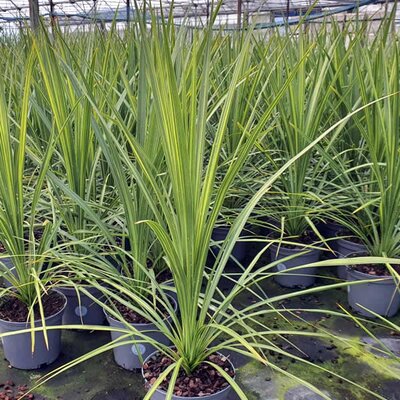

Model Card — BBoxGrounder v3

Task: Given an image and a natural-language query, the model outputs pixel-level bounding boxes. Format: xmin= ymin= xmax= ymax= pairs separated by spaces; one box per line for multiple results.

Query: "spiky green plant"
xmin=0 ymin=48 xmax=61 ymax=324
xmin=0 ymin=11 xmax=399 ymax=400
xmin=256 ymin=26 xmax=352 ymax=240
xmin=328 ymin=25 xmax=400 ymax=259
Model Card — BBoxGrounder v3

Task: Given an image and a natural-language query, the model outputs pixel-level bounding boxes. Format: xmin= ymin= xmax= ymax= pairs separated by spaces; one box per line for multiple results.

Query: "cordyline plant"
xmin=32 ymin=27 xmax=119 ymax=258
xmin=326 ymin=23 xmax=400 ymax=262
xmin=71 ymin=27 xmax=167 ymax=295
xmin=208 ymin=31 xmax=266 ymax=216
xmin=6 ymin=12 xmax=400 ymax=400
xmin=257 ymin=26 xmax=353 ymax=240
xmin=29 ymin=11 xmax=323 ymax=398
xmin=126 ymin=14 xmax=281 ymax=383
xmin=78 ymin=10 xmax=399 ymax=399
xmin=1 ymin=10 xmax=395 ymax=399
xmin=0 ymin=49 xmax=61 ymax=332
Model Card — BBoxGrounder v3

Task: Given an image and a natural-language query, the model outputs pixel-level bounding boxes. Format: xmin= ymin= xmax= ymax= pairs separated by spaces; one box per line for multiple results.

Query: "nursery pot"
xmin=0 ymin=256 xmax=15 ymax=287
xmin=254 ymin=215 xmax=280 ymax=237
xmin=156 ymin=271 xmax=177 ymax=302
xmin=1 ymin=258 xmax=50 ymax=288
xmin=104 ymin=253 xmax=123 ymax=273
xmin=317 ymin=221 xmax=343 ymax=257
xmin=105 ymin=295 xmax=177 ymax=370
xmin=336 ymin=238 xmax=367 ymax=279
xmin=347 ymin=268 xmax=400 ymax=318
xmin=0 ymin=290 xmax=67 ymax=370
xmin=318 ymin=220 xmax=342 ymax=239
xmin=211 ymin=226 xmax=250 ymax=263
xmin=160 ymin=280 xmax=177 ymax=303
xmin=103 ymin=236 xmax=131 ymax=272
xmin=269 ymin=243 xmax=321 ymax=288
xmin=142 ymin=350 xmax=234 ymax=400
xmin=59 ymin=286 xmax=105 ymax=326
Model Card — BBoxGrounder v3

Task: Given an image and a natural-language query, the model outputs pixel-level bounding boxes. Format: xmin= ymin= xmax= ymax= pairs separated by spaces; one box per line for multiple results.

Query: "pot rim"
xmin=346 ymin=267 xmax=398 ymax=283
xmin=58 ymin=285 xmax=102 ymax=295
xmin=141 ymin=348 xmax=235 ymax=399
xmin=104 ymin=294 xmax=177 ymax=327
xmin=0 ymin=289 xmax=67 ymax=326
xmin=335 ymin=236 xmax=365 ymax=245
xmin=211 ymin=225 xmax=252 ymax=238
xmin=269 ymin=241 xmax=322 ymax=254
xmin=318 ymin=219 xmax=342 ymax=227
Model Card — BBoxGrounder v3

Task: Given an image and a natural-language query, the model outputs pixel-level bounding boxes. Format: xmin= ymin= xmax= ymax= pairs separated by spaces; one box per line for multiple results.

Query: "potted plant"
xmin=0 ymin=56 xmax=67 ymax=369
xmin=86 ymin=13 xmax=356 ymax=399
xmin=70 ymin=27 xmax=178 ymax=369
xmin=17 ymin=15 xmax=400 ymax=400
xmin=33 ymin=33 xmax=119 ymax=326
xmin=316 ymin=20 xmax=365 ymax=261
xmin=258 ymin=30 xmax=344 ymax=288
xmin=331 ymin=37 xmax=400 ymax=317
xmin=102 ymin=272 xmax=177 ymax=371
xmin=80 ymin=13 xmax=284 ymax=396
xmin=208 ymin=43 xmax=264 ymax=267
xmin=335 ymin=229 xmax=368 ymax=279
xmin=133 ymin=23 xmax=270 ymax=398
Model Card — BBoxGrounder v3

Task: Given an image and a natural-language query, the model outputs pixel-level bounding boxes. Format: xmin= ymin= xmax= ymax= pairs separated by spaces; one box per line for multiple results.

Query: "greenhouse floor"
xmin=0 ymin=271 xmax=399 ymax=400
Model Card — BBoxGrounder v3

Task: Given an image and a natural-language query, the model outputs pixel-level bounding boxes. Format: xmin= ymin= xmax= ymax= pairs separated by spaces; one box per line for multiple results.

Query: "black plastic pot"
xmin=336 ymin=238 xmax=367 ymax=279
xmin=0 ymin=290 xmax=67 ymax=370
xmin=317 ymin=221 xmax=343 ymax=257
xmin=102 ymin=236 xmax=131 ymax=272
xmin=142 ymin=350 xmax=234 ymax=400
xmin=105 ymin=295 xmax=177 ymax=370
xmin=318 ymin=220 xmax=343 ymax=238
xmin=269 ymin=243 xmax=321 ymax=288
xmin=0 ymin=256 xmax=15 ymax=287
xmin=211 ymin=226 xmax=251 ymax=263
xmin=104 ymin=254 xmax=123 ymax=273
xmin=347 ymin=268 xmax=400 ymax=318
xmin=255 ymin=216 xmax=280 ymax=237
xmin=58 ymin=286 xmax=105 ymax=326
xmin=160 ymin=281 xmax=177 ymax=303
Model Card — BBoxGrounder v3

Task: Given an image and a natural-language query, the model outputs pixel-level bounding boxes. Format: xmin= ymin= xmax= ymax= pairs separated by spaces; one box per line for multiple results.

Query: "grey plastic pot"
xmin=0 ymin=290 xmax=67 ymax=370
xmin=347 ymin=268 xmax=400 ymax=318
xmin=105 ymin=295 xmax=177 ymax=370
xmin=142 ymin=350 xmax=234 ymax=400
xmin=1 ymin=258 xmax=50 ymax=288
xmin=58 ymin=286 xmax=105 ymax=326
xmin=336 ymin=239 xmax=367 ymax=279
xmin=269 ymin=243 xmax=321 ymax=288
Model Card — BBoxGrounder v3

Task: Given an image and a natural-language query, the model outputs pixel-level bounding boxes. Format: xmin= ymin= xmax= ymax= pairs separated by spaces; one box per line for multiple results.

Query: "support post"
xmin=29 ymin=0 xmax=40 ymax=31
xmin=49 ymin=0 xmax=56 ymax=28
xmin=237 ymin=0 xmax=242 ymax=28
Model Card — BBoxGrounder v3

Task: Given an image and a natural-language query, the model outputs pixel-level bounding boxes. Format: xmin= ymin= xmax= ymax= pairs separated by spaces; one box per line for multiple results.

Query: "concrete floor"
xmin=0 ymin=266 xmax=399 ymax=400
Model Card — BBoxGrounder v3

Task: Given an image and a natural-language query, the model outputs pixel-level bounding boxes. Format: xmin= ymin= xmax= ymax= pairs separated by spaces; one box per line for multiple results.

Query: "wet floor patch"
xmin=272 ymin=336 xmax=338 ymax=363
xmin=362 ymin=337 xmax=400 ymax=359
xmin=284 ymin=386 xmax=331 ymax=400
xmin=90 ymin=388 xmax=144 ymax=400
